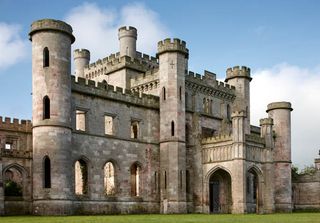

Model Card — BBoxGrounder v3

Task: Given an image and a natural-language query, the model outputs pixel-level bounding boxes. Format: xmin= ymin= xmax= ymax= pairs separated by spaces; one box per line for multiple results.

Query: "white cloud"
xmin=0 ymin=23 xmax=28 ymax=70
xmin=251 ymin=63 xmax=320 ymax=168
xmin=65 ymin=2 xmax=170 ymax=62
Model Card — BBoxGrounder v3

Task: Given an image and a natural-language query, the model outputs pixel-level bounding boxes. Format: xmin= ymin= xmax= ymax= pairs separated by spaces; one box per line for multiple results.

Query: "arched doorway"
xmin=209 ymin=168 xmax=232 ymax=213
xmin=246 ymin=167 xmax=260 ymax=213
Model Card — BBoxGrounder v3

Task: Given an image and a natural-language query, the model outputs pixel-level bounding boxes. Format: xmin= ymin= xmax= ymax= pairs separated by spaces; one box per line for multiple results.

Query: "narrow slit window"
xmin=163 ymin=87 xmax=166 ymax=100
xmin=179 ymin=86 xmax=182 ymax=101
xmin=44 ymin=156 xmax=51 ymax=188
xmin=131 ymin=121 xmax=139 ymax=139
xmin=43 ymin=47 xmax=49 ymax=67
xmin=186 ymin=170 xmax=190 ymax=193
xmin=171 ymin=121 xmax=175 ymax=136
xmin=43 ymin=96 xmax=50 ymax=119
xmin=164 ymin=171 xmax=167 ymax=189
xmin=227 ymin=104 xmax=231 ymax=120
xmin=131 ymin=163 xmax=140 ymax=196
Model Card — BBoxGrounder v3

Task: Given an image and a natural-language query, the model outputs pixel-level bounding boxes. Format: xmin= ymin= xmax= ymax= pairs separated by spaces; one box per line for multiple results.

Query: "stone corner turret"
xmin=225 ymin=66 xmax=251 ymax=82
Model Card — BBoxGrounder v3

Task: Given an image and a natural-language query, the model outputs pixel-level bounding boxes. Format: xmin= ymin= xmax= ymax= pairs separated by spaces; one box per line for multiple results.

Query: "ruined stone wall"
xmin=0 ymin=117 xmax=32 ymax=215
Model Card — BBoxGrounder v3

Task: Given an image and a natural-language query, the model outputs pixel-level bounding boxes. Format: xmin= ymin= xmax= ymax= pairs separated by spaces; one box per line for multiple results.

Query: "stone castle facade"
xmin=0 ymin=19 xmax=319 ymax=215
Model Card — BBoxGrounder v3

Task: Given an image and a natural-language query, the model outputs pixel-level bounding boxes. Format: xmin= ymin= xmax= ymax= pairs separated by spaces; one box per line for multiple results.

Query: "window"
xmin=44 ymin=156 xmax=51 ymax=188
xmin=4 ymin=167 xmax=23 ymax=197
xmin=186 ymin=170 xmax=190 ymax=194
xmin=154 ymin=171 xmax=158 ymax=191
xmin=75 ymin=159 xmax=88 ymax=195
xmin=104 ymin=115 xmax=114 ymax=135
xmin=227 ymin=104 xmax=231 ymax=120
xmin=179 ymin=86 xmax=182 ymax=101
xmin=104 ymin=162 xmax=115 ymax=196
xmin=171 ymin=121 xmax=175 ymax=136
xmin=131 ymin=163 xmax=140 ymax=196
xmin=185 ymin=124 xmax=189 ymax=143
xmin=76 ymin=110 xmax=86 ymax=131
xmin=180 ymin=170 xmax=183 ymax=189
xmin=163 ymin=87 xmax=166 ymax=100
xmin=5 ymin=143 xmax=12 ymax=150
xmin=43 ymin=47 xmax=49 ymax=67
xmin=131 ymin=121 xmax=139 ymax=139
xmin=164 ymin=171 xmax=167 ymax=190
xmin=43 ymin=96 xmax=50 ymax=119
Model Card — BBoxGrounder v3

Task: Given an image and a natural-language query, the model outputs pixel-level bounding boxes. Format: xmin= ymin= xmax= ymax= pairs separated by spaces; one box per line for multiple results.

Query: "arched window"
xmin=43 ymin=47 xmax=49 ymax=67
xmin=131 ymin=163 xmax=140 ymax=196
xmin=44 ymin=156 xmax=51 ymax=188
xmin=104 ymin=162 xmax=115 ymax=196
xmin=43 ymin=96 xmax=50 ymax=119
xmin=75 ymin=159 xmax=88 ymax=195
xmin=171 ymin=121 xmax=175 ymax=136
xmin=163 ymin=87 xmax=166 ymax=100
xmin=4 ymin=167 xmax=23 ymax=197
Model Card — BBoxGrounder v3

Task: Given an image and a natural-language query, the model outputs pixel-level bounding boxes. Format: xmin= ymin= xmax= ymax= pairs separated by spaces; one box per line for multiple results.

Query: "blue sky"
xmin=0 ymin=0 xmax=319 ymax=168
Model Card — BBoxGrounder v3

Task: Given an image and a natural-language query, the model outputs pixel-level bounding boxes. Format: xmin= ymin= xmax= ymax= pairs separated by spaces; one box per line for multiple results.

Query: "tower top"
xmin=266 ymin=101 xmax=293 ymax=113
xmin=74 ymin=49 xmax=90 ymax=60
xmin=29 ymin=19 xmax=75 ymax=43
xmin=157 ymin=38 xmax=189 ymax=58
xmin=225 ymin=66 xmax=251 ymax=82
xmin=118 ymin=26 xmax=137 ymax=39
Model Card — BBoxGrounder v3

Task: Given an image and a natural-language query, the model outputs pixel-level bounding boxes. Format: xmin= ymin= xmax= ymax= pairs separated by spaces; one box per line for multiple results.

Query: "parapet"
xmin=225 ymin=66 xmax=251 ymax=82
xmin=29 ymin=19 xmax=75 ymax=43
xmin=118 ymin=26 xmax=137 ymax=39
xmin=71 ymin=76 xmax=159 ymax=109
xmin=202 ymin=133 xmax=232 ymax=144
xmin=259 ymin=118 xmax=273 ymax=126
xmin=157 ymin=38 xmax=189 ymax=58
xmin=266 ymin=101 xmax=293 ymax=112
xmin=74 ymin=49 xmax=90 ymax=59
xmin=0 ymin=116 xmax=32 ymax=133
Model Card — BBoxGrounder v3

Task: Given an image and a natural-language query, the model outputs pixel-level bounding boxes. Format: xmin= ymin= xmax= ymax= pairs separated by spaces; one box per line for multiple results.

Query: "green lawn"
xmin=0 ymin=213 xmax=319 ymax=223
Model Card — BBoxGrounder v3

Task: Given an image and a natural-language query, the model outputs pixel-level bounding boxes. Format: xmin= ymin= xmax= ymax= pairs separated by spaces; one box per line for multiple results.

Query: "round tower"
xmin=118 ymin=26 xmax=137 ymax=58
xmin=74 ymin=48 xmax=90 ymax=78
xmin=157 ymin=38 xmax=189 ymax=213
xmin=266 ymin=101 xmax=293 ymax=212
xmin=225 ymin=66 xmax=252 ymax=134
xmin=29 ymin=19 xmax=75 ymax=215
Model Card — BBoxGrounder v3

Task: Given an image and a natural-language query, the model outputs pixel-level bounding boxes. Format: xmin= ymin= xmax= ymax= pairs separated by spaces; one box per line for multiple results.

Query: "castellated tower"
xmin=157 ymin=38 xmax=189 ymax=213
xmin=118 ymin=26 xmax=137 ymax=58
xmin=225 ymin=66 xmax=251 ymax=134
xmin=74 ymin=49 xmax=90 ymax=78
xmin=267 ymin=102 xmax=293 ymax=212
xmin=29 ymin=19 xmax=75 ymax=215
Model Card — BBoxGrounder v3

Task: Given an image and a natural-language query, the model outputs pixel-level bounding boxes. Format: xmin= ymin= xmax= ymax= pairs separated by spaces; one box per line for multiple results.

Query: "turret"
xmin=260 ymin=118 xmax=274 ymax=149
xmin=29 ymin=19 xmax=75 ymax=215
xmin=157 ymin=38 xmax=188 ymax=213
xmin=225 ymin=66 xmax=251 ymax=134
xmin=266 ymin=101 xmax=293 ymax=212
xmin=74 ymin=49 xmax=90 ymax=78
xmin=118 ymin=26 xmax=137 ymax=58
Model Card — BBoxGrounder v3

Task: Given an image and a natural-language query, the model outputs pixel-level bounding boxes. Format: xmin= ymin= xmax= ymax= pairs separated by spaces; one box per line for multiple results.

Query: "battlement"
xmin=231 ymin=110 xmax=246 ymax=118
xmin=225 ymin=66 xmax=251 ymax=81
xmin=0 ymin=116 xmax=32 ymax=132
xmin=72 ymin=76 xmax=159 ymax=109
xmin=118 ymin=26 xmax=137 ymax=39
xmin=202 ymin=133 xmax=232 ymax=144
xmin=29 ymin=19 xmax=75 ymax=43
xmin=260 ymin=118 xmax=273 ymax=126
xmin=245 ymin=134 xmax=265 ymax=145
xmin=74 ymin=49 xmax=90 ymax=59
xmin=136 ymin=51 xmax=158 ymax=64
xmin=157 ymin=38 xmax=189 ymax=58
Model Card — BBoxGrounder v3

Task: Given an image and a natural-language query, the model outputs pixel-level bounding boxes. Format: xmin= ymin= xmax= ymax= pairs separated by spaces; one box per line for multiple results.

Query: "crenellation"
xmin=0 ymin=116 xmax=32 ymax=132
xmin=202 ymin=133 xmax=232 ymax=144
xmin=157 ymin=38 xmax=189 ymax=58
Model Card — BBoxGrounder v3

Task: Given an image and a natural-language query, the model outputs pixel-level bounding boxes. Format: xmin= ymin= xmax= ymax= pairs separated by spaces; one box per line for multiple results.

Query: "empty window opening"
xmin=4 ymin=168 xmax=23 ymax=197
xmin=201 ymin=127 xmax=215 ymax=138
xmin=75 ymin=159 xmax=88 ymax=195
xmin=43 ymin=47 xmax=49 ymax=67
xmin=179 ymin=86 xmax=182 ymax=101
xmin=104 ymin=162 xmax=115 ymax=196
xmin=164 ymin=171 xmax=167 ymax=190
xmin=43 ymin=96 xmax=50 ymax=119
xmin=5 ymin=143 xmax=12 ymax=150
xmin=44 ymin=156 xmax=51 ymax=188
xmin=76 ymin=110 xmax=86 ymax=131
xmin=131 ymin=121 xmax=139 ymax=139
xmin=171 ymin=121 xmax=175 ymax=136
xmin=227 ymin=104 xmax=231 ymax=120
xmin=131 ymin=163 xmax=140 ymax=196
xmin=186 ymin=170 xmax=190 ymax=194
xmin=163 ymin=87 xmax=166 ymax=100
xmin=104 ymin=115 xmax=114 ymax=135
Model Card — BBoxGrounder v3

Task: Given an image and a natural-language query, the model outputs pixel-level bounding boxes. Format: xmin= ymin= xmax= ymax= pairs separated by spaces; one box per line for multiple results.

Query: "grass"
xmin=0 ymin=213 xmax=319 ymax=223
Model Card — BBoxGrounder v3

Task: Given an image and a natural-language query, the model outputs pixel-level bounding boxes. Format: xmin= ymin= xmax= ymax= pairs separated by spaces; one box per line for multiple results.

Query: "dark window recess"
xmin=43 ymin=47 xmax=49 ymax=67
xmin=44 ymin=156 xmax=51 ymax=188
xmin=43 ymin=96 xmax=50 ymax=119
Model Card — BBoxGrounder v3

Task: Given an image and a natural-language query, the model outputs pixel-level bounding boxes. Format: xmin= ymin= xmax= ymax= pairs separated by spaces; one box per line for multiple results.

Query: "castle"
xmin=0 ymin=19 xmax=319 ymax=215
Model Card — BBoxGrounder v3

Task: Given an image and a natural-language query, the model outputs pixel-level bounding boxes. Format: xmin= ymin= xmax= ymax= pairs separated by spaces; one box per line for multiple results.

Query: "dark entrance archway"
xmin=246 ymin=167 xmax=260 ymax=213
xmin=209 ymin=168 xmax=232 ymax=213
